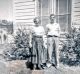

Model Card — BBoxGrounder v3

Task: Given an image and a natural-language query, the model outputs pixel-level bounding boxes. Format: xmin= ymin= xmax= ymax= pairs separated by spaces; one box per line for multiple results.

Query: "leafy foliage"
xmin=60 ymin=27 xmax=80 ymax=66
xmin=14 ymin=29 xmax=30 ymax=48
xmin=4 ymin=29 xmax=30 ymax=60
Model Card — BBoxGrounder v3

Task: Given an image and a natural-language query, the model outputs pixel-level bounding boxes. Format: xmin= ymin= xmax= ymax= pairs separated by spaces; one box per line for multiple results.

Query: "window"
xmin=38 ymin=0 xmax=50 ymax=27
xmin=38 ymin=0 xmax=72 ymax=32
xmin=56 ymin=0 xmax=72 ymax=32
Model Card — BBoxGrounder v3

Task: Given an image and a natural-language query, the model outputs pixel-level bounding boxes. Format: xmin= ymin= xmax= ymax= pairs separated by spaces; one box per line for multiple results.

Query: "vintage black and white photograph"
xmin=0 ymin=0 xmax=80 ymax=74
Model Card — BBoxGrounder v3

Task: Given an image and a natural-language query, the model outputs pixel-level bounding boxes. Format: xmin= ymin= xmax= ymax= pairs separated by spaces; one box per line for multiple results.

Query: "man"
xmin=31 ymin=17 xmax=46 ymax=69
xmin=46 ymin=14 xmax=60 ymax=68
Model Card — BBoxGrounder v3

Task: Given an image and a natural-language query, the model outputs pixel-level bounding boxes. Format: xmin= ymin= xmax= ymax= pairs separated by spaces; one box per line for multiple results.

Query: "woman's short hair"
xmin=33 ymin=17 xmax=40 ymax=23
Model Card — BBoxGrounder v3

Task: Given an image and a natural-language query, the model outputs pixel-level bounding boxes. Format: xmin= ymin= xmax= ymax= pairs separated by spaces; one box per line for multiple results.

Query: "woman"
xmin=31 ymin=17 xmax=46 ymax=69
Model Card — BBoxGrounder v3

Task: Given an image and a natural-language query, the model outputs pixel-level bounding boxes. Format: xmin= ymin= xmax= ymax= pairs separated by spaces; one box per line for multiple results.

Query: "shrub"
xmin=60 ymin=28 xmax=80 ymax=66
xmin=4 ymin=29 xmax=30 ymax=60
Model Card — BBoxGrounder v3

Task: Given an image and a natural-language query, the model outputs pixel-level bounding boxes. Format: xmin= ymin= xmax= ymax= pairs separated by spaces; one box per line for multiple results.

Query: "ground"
xmin=0 ymin=44 xmax=80 ymax=74
xmin=0 ymin=60 xmax=79 ymax=74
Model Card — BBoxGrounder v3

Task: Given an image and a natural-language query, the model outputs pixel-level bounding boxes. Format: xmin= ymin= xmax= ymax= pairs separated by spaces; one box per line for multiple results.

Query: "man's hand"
xmin=53 ymin=35 xmax=58 ymax=37
xmin=46 ymin=28 xmax=50 ymax=35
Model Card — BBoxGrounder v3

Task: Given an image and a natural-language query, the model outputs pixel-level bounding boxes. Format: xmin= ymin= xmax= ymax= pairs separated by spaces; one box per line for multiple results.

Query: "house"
xmin=13 ymin=0 xmax=80 ymax=67
xmin=13 ymin=0 xmax=73 ymax=33
xmin=13 ymin=0 xmax=72 ymax=67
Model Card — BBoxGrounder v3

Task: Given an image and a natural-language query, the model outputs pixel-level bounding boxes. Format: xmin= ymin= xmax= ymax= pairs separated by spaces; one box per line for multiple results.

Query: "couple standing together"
xmin=30 ymin=14 xmax=60 ymax=69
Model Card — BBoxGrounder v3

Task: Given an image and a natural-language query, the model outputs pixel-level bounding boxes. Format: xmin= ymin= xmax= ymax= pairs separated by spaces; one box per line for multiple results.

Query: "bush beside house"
xmin=60 ymin=28 xmax=80 ymax=66
xmin=4 ymin=29 xmax=30 ymax=60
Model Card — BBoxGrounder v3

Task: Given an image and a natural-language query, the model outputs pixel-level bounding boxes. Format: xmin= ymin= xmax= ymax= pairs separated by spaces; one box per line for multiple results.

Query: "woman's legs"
xmin=33 ymin=64 xmax=37 ymax=70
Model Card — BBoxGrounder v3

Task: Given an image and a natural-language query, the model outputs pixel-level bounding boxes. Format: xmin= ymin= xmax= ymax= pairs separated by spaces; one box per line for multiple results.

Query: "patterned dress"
xmin=31 ymin=26 xmax=47 ymax=65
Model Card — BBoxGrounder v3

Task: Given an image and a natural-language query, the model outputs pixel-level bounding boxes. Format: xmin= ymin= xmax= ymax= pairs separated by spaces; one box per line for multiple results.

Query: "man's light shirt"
xmin=46 ymin=23 xmax=60 ymax=37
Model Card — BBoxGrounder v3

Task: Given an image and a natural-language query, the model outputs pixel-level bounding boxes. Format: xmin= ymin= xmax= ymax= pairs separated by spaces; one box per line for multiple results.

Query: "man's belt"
xmin=47 ymin=35 xmax=58 ymax=37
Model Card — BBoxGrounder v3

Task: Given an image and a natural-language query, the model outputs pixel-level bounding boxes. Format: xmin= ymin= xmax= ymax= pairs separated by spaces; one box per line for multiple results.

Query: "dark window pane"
xmin=41 ymin=0 xmax=49 ymax=16
xmin=56 ymin=0 xmax=71 ymax=32
xmin=59 ymin=0 xmax=67 ymax=14
xmin=68 ymin=0 xmax=71 ymax=14
xmin=38 ymin=0 xmax=41 ymax=16
xmin=56 ymin=0 xmax=59 ymax=15
xmin=58 ymin=15 xmax=68 ymax=31
xmin=39 ymin=0 xmax=50 ymax=26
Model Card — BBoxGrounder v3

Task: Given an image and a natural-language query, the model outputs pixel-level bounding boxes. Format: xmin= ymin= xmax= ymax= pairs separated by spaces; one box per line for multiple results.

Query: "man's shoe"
xmin=46 ymin=62 xmax=52 ymax=68
xmin=52 ymin=64 xmax=57 ymax=69
xmin=37 ymin=65 xmax=43 ymax=70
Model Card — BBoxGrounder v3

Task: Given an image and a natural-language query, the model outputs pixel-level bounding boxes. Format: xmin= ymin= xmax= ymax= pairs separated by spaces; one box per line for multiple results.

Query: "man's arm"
xmin=58 ymin=24 xmax=61 ymax=37
xmin=45 ymin=25 xmax=50 ymax=35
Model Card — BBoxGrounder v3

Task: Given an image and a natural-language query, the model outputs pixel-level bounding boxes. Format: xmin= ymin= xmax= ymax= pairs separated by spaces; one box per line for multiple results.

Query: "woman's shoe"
xmin=41 ymin=63 xmax=47 ymax=69
xmin=33 ymin=64 xmax=37 ymax=70
xmin=38 ymin=65 xmax=43 ymax=70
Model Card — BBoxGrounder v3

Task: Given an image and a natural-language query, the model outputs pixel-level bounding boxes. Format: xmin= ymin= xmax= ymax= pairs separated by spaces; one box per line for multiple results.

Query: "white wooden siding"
xmin=13 ymin=0 xmax=35 ymax=33
xmin=72 ymin=0 xmax=80 ymax=27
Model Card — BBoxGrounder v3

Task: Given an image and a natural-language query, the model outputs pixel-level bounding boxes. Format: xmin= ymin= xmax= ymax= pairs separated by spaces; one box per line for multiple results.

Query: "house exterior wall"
xmin=13 ymin=0 xmax=60 ymax=33
xmin=13 ymin=0 xmax=72 ymax=32
xmin=72 ymin=0 xmax=80 ymax=28
xmin=13 ymin=0 xmax=37 ymax=34
xmin=13 ymin=0 xmax=72 ymax=66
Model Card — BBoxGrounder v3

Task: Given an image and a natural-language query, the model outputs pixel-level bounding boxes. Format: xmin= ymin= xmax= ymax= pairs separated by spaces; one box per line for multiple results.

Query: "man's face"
xmin=50 ymin=15 xmax=55 ymax=23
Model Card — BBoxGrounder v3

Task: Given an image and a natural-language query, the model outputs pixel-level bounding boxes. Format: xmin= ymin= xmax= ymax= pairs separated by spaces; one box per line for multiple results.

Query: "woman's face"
xmin=34 ymin=18 xmax=40 ymax=25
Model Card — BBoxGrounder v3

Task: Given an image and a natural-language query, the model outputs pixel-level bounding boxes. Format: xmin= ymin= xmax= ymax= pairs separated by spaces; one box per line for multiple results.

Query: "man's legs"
xmin=47 ymin=37 xmax=54 ymax=67
xmin=53 ymin=37 xmax=59 ymax=67
xmin=47 ymin=37 xmax=59 ymax=68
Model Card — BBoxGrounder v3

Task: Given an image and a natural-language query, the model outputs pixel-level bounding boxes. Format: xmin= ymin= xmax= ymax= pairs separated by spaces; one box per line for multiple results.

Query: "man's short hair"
xmin=50 ymin=14 xmax=55 ymax=18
